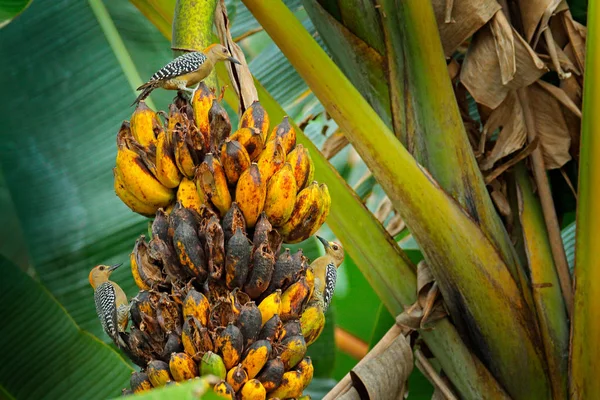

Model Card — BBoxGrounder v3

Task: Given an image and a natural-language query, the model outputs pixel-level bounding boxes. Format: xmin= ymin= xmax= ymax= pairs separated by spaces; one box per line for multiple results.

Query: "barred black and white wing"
xmin=323 ymin=262 xmax=337 ymax=312
xmin=94 ymin=282 xmax=119 ymax=341
xmin=150 ymin=52 xmax=207 ymax=82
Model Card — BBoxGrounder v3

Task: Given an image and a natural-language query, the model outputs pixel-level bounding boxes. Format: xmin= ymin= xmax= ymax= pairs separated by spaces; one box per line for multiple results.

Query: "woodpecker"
xmin=309 ymin=236 xmax=345 ymax=312
xmin=89 ymin=263 xmax=129 ymax=347
xmin=133 ymin=44 xmax=241 ymax=105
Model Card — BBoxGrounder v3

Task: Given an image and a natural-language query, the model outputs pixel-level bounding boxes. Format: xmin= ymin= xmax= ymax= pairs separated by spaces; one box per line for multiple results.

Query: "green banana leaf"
xmin=0 ymin=256 xmax=132 ymax=398
xmin=0 ymin=0 xmax=32 ymax=27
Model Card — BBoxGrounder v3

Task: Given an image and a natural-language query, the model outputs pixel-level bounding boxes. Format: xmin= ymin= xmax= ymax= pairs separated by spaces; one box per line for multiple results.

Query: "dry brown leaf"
xmin=337 ymin=387 xmax=361 ymax=400
xmin=489 ymin=9 xmax=516 ymax=84
xmin=386 ymin=214 xmax=405 ymax=237
xmin=480 ymin=92 xmax=527 ymax=170
xmin=536 ymin=80 xmax=581 ymax=118
xmin=516 ymin=0 xmax=562 ymax=44
xmin=432 ymin=0 xmax=500 ymax=57
xmin=214 ymin=0 xmax=258 ymax=113
xmin=560 ymin=9 xmax=587 ymax=71
xmin=375 ymin=196 xmax=394 ymax=222
xmin=528 ymin=84 xmax=571 ymax=168
xmin=351 ymin=334 xmax=412 ymax=400
xmin=461 ymin=11 xmax=547 ymax=109
xmin=321 ymin=130 xmax=349 ymax=159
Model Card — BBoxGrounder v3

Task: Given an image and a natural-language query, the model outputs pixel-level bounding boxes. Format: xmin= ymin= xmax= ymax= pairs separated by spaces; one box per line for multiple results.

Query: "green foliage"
xmin=0 ymin=256 xmax=132 ymax=398
xmin=0 ymin=0 xmax=32 ymax=27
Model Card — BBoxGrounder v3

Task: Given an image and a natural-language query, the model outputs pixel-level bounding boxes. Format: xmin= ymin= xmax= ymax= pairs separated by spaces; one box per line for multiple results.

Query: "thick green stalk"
xmin=571 ymin=0 xmax=600 ymax=398
xmin=171 ymin=0 xmax=217 ymax=88
xmin=514 ymin=164 xmax=568 ymax=399
xmin=241 ymin=1 xmax=549 ymax=398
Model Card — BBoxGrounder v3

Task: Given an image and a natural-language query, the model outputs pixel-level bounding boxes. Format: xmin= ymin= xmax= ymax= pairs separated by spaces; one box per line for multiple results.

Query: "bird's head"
xmin=317 ymin=236 xmax=345 ymax=267
xmin=89 ymin=263 xmax=122 ymax=288
xmin=206 ymin=44 xmax=242 ymax=65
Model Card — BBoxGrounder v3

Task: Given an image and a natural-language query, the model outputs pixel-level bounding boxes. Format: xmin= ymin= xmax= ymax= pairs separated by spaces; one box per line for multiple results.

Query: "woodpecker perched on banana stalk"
xmin=133 ymin=44 xmax=241 ymax=105
xmin=89 ymin=263 xmax=129 ymax=347
xmin=309 ymin=236 xmax=345 ymax=312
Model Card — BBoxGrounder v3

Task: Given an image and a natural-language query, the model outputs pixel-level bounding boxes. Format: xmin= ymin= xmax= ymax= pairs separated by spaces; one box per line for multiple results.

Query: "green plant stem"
xmin=89 ymin=0 xmax=157 ymax=110
xmin=571 ymin=0 xmax=600 ymax=397
xmin=514 ymin=164 xmax=568 ymax=400
xmin=171 ymin=0 xmax=218 ymax=88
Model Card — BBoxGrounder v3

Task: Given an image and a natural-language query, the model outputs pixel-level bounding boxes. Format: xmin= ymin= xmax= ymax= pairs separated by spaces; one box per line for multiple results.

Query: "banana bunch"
xmin=113 ymin=86 xmax=330 ymax=243
xmin=120 ymin=202 xmax=326 ymax=398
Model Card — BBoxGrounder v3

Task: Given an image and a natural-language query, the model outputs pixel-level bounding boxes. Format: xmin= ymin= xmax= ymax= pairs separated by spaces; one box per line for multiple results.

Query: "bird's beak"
xmin=227 ymin=56 xmax=242 ymax=65
xmin=316 ymin=236 xmax=330 ymax=249
xmin=108 ymin=263 xmax=123 ymax=272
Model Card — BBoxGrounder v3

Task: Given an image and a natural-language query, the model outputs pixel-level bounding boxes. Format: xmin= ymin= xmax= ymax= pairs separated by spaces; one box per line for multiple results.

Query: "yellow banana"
xmin=235 ymin=163 xmax=267 ymax=228
xmin=214 ymin=380 xmax=235 ymax=399
xmin=256 ymin=138 xmax=285 ymax=182
xmin=196 ymin=154 xmax=232 ymax=216
xmin=172 ymin=129 xmax=197 ymax=178
xmin=115 ymin=145 xmax=174 ymax=208
xmin=268 ymin=116 xmax=296 ymax=154
xmin=131 ymin=101 xmax=161 ymax=149
xmin=182 ymin=288 xmax=210 ymax=326
xmin=279 ymin=335 xmax=307 ymax=370
xmin=310 ymin=183 xmax=331 ymax=236
xmin=306 ymin=267 xmax=315 ymax=301
xmin=267 ymin=371 xmax=303 ymax=399
xmin=226 ymin=364 xmax=248 ymax=392
xmin=280 ymin=277 xmax=310 ymax=320
xmin=147 ymin=360 xmax=172 ymax=387
xmin=155 ymin=130 xmax=182 ymax=188
xmin=258 ymin=290 xmax=281 ymax=326
xmin=220 ymin=138 xmax=251 ymax=184
xmin=279 ymin=182 xmax=322 ymax=243
xmin=296 ymin=357 xmax=314 ymax=390
xmin=169 ymin=352 xmax=198 ymax=381
xmin=239 ymin=101 xmax=270 ymax=143
xmin=240 ymin=379 xmax=267 ymax=400
xmin=230 ymin=127 xmax=264 ymax=161
xmin=192 ymin=82 xmax=215 ymax=137
xmin=240 ymin=340 xmax=272 ymax=379
xmin=286 ymin=144 xmax=312 ymax=191
xmin=263 ymin=163 xmax=297 ymax=227
xmin=114 ymin=168 xmax=158 ymax=216
xmin=299 ymin=303 xmax=325 ymax=346
xmin=176 ymin=177 xmax=203 ymax=214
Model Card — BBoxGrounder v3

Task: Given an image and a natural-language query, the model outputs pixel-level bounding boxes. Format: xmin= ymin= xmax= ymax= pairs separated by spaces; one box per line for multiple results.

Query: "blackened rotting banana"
xmin=225 ymin=228 xmax=252 ymax=289
xmin=256 ymin=357 xmax=285 ymax=392
xmin=258 ymin=314 xmax=282 ymax=342
xmin=132 ymin=237 xmax=164 ymax=290
xmin=130 ymin=371 xmax=153 ymax=393
xmin=263 ymin=249 xmax=296 ymax=298
xmin=152 ymin=209 xmax=171 ymax=242
xmin=169 ymin=202 xmax=202 ymax=233
xmin=160 ymin=332 xmax=183 ymax=361
xmin=235 ymin=301 xmax=262 ymax=347
xmin=128 ymin=327 xmax=157 ymax=367
xmin=222 ymin=202 xmax=246 ymax=244
xmin=130 ymin=290 xmax=158 ymax=327
xmin=202 ymin=215 xmax=225 ymax=280
xmin=208 ymin=99 xmax=232 ymax=154
xmin=173 ymin=220 xmax=207 ymax=280
xmin=216 ymin=323 xmax=244 ymax=370
xmin=157 ymin=293 xmax=182 ymax=335
xmin=244 ymin=242 xmax=275 ymax=299
xmin=138 ymin=309 xmax=164 ymax=345
xmin=148 ymin=236 xmax=183 ymax=284
xmin=280 ymin=320 xmax=302 ymax=341
xmin=253 ymin=213 xmax=282 ymax=256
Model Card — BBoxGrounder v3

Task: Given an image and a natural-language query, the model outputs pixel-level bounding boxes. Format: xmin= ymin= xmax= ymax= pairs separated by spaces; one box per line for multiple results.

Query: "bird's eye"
xmin=333 ymin=245 xmax=338 ymax=250
xmin=99 ymin=266 xmax=105 ymax=271
xmin=223 ymin=48 xmax=228 ymax=53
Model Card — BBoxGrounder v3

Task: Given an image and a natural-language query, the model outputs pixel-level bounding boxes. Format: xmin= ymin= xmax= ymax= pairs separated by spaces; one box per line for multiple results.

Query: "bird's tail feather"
xmin=131 ymin=82 xmax=157 ymax=107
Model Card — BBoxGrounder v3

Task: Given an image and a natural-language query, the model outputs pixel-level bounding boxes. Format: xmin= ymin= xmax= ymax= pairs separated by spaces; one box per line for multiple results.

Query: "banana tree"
xmin=0 ymin=0 xmax=592 ymax=399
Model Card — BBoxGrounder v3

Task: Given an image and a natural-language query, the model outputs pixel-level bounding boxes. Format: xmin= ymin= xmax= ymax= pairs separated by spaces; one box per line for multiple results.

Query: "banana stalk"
xmin=571 ymin=1 xmax=600 ymax=397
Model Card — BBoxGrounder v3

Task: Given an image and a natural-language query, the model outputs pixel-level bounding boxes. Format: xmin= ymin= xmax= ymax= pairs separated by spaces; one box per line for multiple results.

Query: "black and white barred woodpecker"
xmin=310 ymin=236 xmax=345 ymax=312
xmin=133 ymin=44 xmax=241 ymax=105
xmin=89 ymin=263 xmax=129 ymax=347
